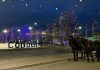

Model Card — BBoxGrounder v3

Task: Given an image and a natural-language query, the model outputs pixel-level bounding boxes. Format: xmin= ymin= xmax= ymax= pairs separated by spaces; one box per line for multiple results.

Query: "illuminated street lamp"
xmin=77 ymin=26 xmax=82 ymax=36
xmin=78 ymin=26 xmax=82 ymax=30
xmin=3 ymin=29 xmax=8 ymax=33
xmin=41 ymin=31 xmax=47 ymax=35
xmin=34 ymin=22 xmax=37 ymax=26
xmin=28 ymin=26 xmax=32 ymax=30
xmin=2 ymin=0 xmax=6 ymax=3
xmin=28 ymin=26 xmax=33 ymax=41
xmin=3 ymin=29 xmax=8 ymax=42
xmin=80 ymin=0 xmax=83 ymax=2
xmin=17 ymin=29 xmax=21 ymax=40
xmin=17 ymin=29 xmax=21 ymax=32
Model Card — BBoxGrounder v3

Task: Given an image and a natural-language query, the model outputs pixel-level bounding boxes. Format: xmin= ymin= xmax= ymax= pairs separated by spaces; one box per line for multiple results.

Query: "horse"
xmin=80 ymin=38 xmax=94 ymax=62
xmin=68 ymin=36 xmax=83 ymax=61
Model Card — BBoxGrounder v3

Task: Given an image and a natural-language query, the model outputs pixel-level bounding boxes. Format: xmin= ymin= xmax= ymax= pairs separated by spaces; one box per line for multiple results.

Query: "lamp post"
xmin=17 ymin=29 xmax=21 ymax=32
xmin=34 ymin=22 xmax=37 ymax=26
xmin=86 ymin=24 xmax=88 ymax=39
xmin=80 ymin=0 xmax=83 ymax=2
xmin=34 ymin=22 xmax=39 ymax=47
xmin=78 ymin=26 xmax=82 ymax=30
xmin=3 ymin=29 xmax=8 ymax=43
xmin=41 ymin=31 xmax=47 ymax=45
xmin=77 ymin=26 xmax=82 ymax=36
xmin=28 ymin=26 xmax=32 ymax=31
xmin=28 ymin=26 xmax=33 ymax=41
xmin=92 ymin=21 xmax=98 ymax=36
xmin=17 ymin=29 xmax=21 ymax=41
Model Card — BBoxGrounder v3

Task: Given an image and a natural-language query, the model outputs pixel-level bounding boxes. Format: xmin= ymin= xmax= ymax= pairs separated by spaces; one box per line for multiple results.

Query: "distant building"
xmin=88 ymin=33 xmax=100 ymax=41
xmin=94 ymin=33 xmax=100 ymax=41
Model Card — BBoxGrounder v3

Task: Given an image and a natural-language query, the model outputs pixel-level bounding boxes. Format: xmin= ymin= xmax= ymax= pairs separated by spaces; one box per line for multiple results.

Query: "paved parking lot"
xmin=18 ymin=60 xmax=100 ymax=70
xmin=0 ymin=49 xmax=99 ymax=70
xmin=0 ymin=53 xmax=70 ymax=70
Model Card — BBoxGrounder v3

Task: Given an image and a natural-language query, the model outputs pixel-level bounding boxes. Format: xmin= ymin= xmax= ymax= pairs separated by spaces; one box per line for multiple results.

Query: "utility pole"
xmin=92 ymin=21 xmax=98 ymax=36
xmin=92 ymin=23 xmax=94 ymax=36
xmin=86 ymin=24 xmax=88 ymax=38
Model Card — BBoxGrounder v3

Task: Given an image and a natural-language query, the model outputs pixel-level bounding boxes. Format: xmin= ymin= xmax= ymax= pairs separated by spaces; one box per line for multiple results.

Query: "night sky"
xmin=0 ymin=0 xmax=100 ymax=30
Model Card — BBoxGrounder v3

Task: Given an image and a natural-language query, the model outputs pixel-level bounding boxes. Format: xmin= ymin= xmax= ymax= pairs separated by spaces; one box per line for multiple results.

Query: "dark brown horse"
xmin=68 ymin=36 xmax=94 ymax=62
xmin=68 ymin=36 xmax=83 ymax=61
xmin=80 ymin=38 xmax=94 ymax=62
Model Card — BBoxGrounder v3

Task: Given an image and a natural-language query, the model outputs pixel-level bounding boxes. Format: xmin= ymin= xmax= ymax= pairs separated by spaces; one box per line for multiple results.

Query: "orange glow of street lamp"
xmin=41 ymin=32 xmax=47 ymax=35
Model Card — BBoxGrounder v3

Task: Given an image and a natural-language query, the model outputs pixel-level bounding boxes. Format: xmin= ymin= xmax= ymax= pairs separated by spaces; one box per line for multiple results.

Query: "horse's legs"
xmin=81 ymin=51 xmax=83 ymax=59
xmin=73 ymin=50 xmax=76 ymax=61
xmin=73 ymin=50 xmax=78 ymax=61
xmin=90 ymin=51 xmax=94 ymax=62
xmin=86 ymin=52 xmax=89 ymax=62
xmin=76 ymin=51 xmax=78 ymax=61
xmin=83 ymin=52 xmax=86 ymax=60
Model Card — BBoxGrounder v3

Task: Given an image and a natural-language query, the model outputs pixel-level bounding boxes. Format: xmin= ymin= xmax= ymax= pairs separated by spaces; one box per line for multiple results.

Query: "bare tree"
xmin=52 ymin=11 xmax=78 ymax=45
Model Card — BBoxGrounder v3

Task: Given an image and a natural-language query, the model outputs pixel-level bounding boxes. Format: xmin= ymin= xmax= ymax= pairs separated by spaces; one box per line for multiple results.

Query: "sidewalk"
xmin=0 ymin=53 xmax=72 ymax=70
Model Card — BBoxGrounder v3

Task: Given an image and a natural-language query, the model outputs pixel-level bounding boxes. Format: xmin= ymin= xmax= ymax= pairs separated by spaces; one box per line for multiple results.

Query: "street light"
xmin=3 ymin=29 xmax=8 ymax=43
xmin=34 ymin=22 xmax=37 ymax=26
xmin=41 ymin=31 xmax=47 ymax=35
xmin=28 ymin=26 xmax=32 ymax=30
xmin=80 ymin=0 xmax=83 ymax=2
xmin=77 ymin=26 xmax=82 ymax=36
xmin=28 ymin=26 xmax=33 ymax=41
xmin=2 ymin=0 xmax=6 ymax=3
xmin=78 ymin=26 xmax=82 ymax=30
xmin=3 ymin=29 xmax=8 ymax=33
xmin=17 ymin=29 xmax=21 ymax=32
xmin=17 ymin=29 xmax=21 ymax=40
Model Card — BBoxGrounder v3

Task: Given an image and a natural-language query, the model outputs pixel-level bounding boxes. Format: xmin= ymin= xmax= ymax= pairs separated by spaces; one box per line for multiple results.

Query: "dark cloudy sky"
xmin=0 ymin=0 xmax=100 ymax=30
